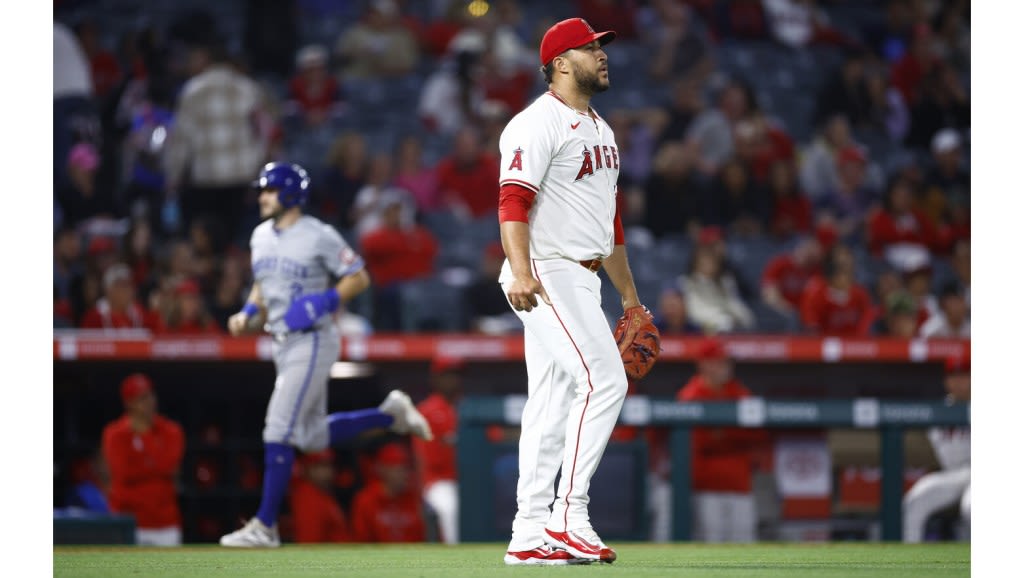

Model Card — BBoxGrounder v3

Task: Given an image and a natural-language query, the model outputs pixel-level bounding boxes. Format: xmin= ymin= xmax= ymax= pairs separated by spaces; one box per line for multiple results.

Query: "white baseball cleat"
xmin=219 ymin=518 xmax=281 ymax=548
xmin=504 ymin=545 xmax=587 ymax=566
xmin=379 ymin=390 xmax=434 ymax=441
xmin=544 ymin=527 xmax=617 ymax=563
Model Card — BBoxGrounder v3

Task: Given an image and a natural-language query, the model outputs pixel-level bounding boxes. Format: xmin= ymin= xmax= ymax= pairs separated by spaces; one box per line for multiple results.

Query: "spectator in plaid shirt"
xmin=163 ymin=36 xmax=271 ymax=245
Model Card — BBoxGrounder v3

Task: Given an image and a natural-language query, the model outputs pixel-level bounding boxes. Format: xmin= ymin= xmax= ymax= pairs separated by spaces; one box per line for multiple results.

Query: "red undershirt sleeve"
xmin=498 ymin=183 xmax=537 ymax=223
xmin=613 ymin=204 xmax=625 ymax=245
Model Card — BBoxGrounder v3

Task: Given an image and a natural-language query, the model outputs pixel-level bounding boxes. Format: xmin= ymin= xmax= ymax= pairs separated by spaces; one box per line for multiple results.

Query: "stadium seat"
xmin=399 ymin=276 xmax=467 ymax=332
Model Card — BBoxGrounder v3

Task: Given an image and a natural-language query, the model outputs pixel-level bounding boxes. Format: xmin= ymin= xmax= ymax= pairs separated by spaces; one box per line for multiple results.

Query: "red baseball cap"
xmin=175 ymin=278 xmax=201 ymax=296
xmin=696 ymin=338 xmax=729 ymax=361
xmin=376 ymin=443 xmax=411 ymax=466
xmin=540 ymin=18 xmax=616 ymax=66
xmin=431 ymin=355 xmax=466 ymax=375
xmin=120 ymin=373 xmax=153 ymax=403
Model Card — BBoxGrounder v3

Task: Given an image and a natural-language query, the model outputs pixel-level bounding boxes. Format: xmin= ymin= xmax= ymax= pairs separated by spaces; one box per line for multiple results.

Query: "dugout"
xmin=53 ymin=333 xmax=967 ymax=543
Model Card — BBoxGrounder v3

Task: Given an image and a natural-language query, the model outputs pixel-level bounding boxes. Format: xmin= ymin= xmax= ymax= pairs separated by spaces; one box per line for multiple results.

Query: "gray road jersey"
xmin=249 ymin=215 xmax=364 ymax=334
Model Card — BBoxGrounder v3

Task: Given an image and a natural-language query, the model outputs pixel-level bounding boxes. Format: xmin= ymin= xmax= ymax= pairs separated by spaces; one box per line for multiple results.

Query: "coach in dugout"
xmin=101 ymin=373 xmax=186 ymax=546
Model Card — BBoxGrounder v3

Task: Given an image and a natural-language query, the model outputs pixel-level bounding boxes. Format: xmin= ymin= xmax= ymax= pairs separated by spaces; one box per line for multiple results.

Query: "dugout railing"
xmin=456 ymin=396 xmax=970 ymax=542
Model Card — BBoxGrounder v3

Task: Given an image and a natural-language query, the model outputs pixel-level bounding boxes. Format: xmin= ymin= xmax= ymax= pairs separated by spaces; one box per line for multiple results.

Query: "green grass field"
xmin=53 ymin=543 xmax=969 ymax=577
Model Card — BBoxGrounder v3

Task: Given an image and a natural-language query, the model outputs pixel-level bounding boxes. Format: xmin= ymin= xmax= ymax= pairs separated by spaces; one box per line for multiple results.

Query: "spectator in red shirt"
xmin=419 ymin=0 xmax=469 ymax=57
xmin=866 ymin=176 xmax=939 ymax=260
xmin=799 ymin=244 xmax=876 ymax=335
xmin=732 ymin=113 xmax=796 ymax=186
xmin=350 ymin=443 xmax=427 ymax=543
xmin=289 ymin=449 xmax=351 ymax=543
xmin=477 ymin=47 xmax=534 ymax=118
xmin=678 ymin=338 xmax=768 ymax=542
xmin=434 ymin=127 xmax=500 ymax=218
xmin=890 ymin=23 xmax=939 ymax=106
xmin=101 ymin=373 xmax=185 ymax=546
xmin=412 ymin=356 xmax=465 ymax=544
xmin=761 ymin=235 xmax=824 ymax=320
xmin=79 ymin=263 xmax=161 ymax=331
xmin=359 ymin=192 xmax=440 ymax=331
xmin=155 ymin=278 xmax=224 ymax=335
xmin=287 ymin=44 xmax=340 ymax=128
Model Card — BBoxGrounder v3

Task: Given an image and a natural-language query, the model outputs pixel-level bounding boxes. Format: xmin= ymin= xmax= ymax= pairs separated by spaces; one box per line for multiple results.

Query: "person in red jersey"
xmin=288 ymin=449 xmax=351 ymax=543
xmin=799 ymin=243 xmax=876 ymax=335
xmin=350 ymin=443 xmax=427 ymax=543
xmin=412 ymin=356 xmax=465 ymax=544
xmin=358 ymin=191 xmax=439 ymax=330
xmin=434 ymin=126 xmax=500 ymax=218
xmin=866 ymin=176 xmax=940 ymax=259
xmin=101 ymin=373 xmax=185 ymax=546
xmin=760 ymin=235 xmax=824 ymax=320
xmin=677 ymin=338 xmax=768 ymax=542
xmin=79 ymin=263 xmax=161 ymax=331
xmin=287 ymin=45 xmax=340 ymax=128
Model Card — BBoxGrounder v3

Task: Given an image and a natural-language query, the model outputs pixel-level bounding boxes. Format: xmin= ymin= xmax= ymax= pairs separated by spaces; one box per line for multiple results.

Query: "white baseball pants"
xmin=500 ymin=258 xmax=629 ymax=551
xmin=902 ymin=466 xmax=970 ymax=543
xmin=424 ymin=480 xmax=459 ymax=544
xmin=692 ymin=491 xmax=757 ymax=543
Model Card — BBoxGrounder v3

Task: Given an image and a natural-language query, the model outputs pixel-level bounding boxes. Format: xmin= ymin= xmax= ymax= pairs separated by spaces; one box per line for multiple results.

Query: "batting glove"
xmin=283 ymin=288 xmax=341 ymax=332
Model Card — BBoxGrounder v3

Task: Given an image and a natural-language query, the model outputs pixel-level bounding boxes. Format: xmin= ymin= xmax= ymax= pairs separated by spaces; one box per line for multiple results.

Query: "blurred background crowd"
xmin=53 ymin=0 xmax=970 ymax=340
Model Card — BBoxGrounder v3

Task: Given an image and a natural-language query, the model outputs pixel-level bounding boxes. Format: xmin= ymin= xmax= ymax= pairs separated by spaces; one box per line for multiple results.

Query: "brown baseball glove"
xmin=613 ymin=305 xmax=661 ymax=380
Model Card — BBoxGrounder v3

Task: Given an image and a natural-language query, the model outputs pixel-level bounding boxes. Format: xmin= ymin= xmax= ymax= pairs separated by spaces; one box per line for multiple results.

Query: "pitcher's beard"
xmin=573 ymin=64 xmax=610 ymax=96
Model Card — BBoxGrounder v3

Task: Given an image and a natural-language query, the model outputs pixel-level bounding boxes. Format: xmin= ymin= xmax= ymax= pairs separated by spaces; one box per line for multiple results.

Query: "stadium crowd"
xmin=54 ymin=0 xmax=970 ymax=341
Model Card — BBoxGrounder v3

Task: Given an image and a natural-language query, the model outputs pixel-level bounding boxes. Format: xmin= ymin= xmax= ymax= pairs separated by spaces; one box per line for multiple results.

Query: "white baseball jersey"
xmin=499 ymin=91 xmax=619 ymax=262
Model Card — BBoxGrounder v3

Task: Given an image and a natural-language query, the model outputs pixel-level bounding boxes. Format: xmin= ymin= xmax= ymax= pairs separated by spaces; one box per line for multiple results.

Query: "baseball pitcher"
xmin=497 ymin=17 xmax=656 ymax=566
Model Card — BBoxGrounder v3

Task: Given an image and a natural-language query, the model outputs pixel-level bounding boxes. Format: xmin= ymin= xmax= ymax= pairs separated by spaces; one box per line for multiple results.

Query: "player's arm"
xmin=599 ymin=206 xmax=641 ymax=311
xmin=333 ymin=267 xmax=370 ymax=302
xmin=602 ymin=244 xmax=641 ymax=311
xmin=498 ymin=108 xmax=561 ymax=313
xmin=499 ymin=200 xmax=548 ymax=313
xmin=228 ymin=282 xmax=267 ymax=336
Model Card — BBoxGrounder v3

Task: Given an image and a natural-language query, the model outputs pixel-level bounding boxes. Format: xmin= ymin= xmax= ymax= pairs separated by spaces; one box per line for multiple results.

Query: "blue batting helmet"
xmin=255 ymin=162 xmax=310 ymax=208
